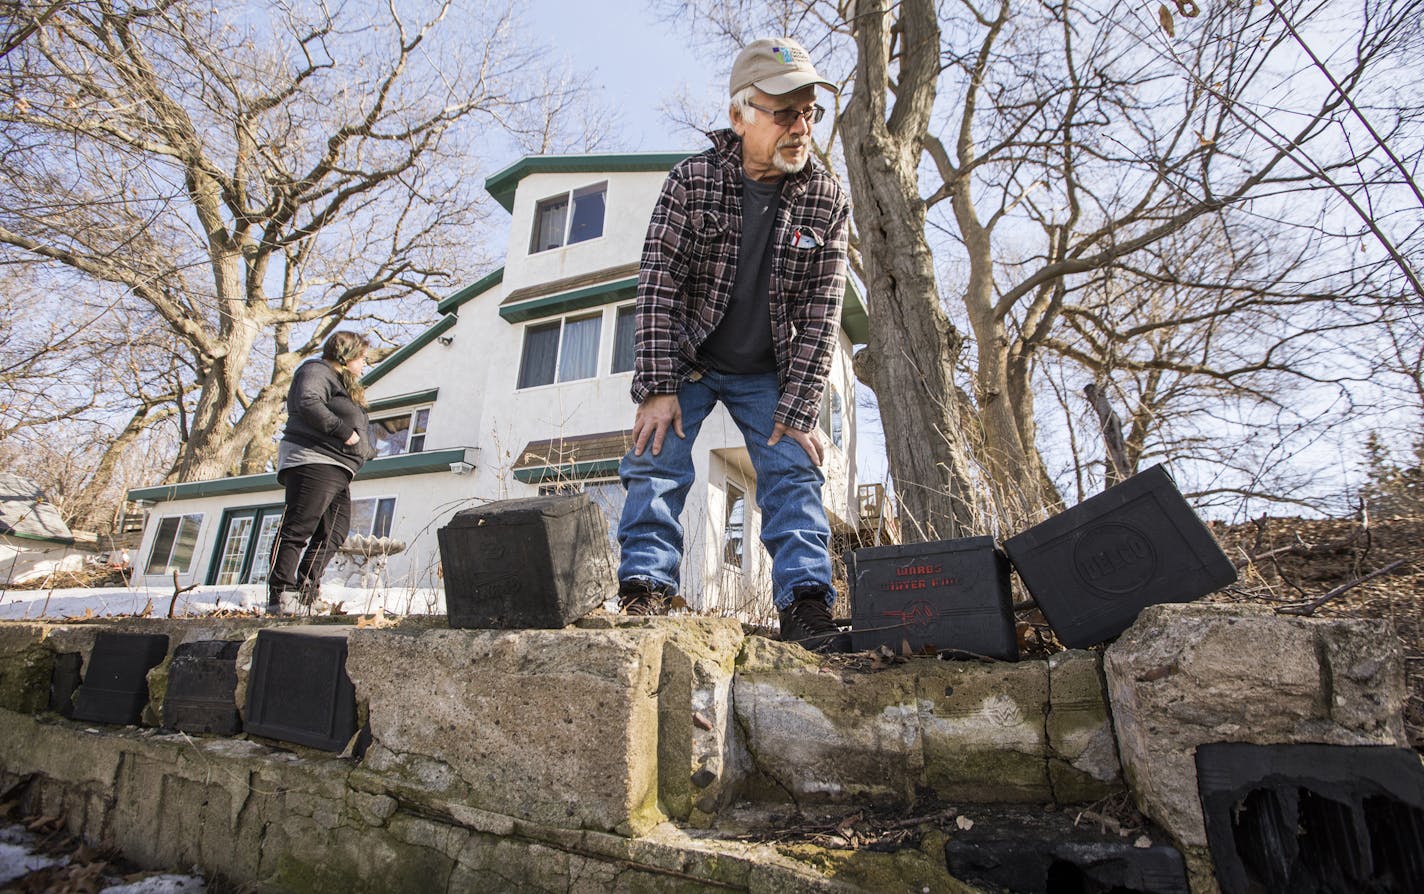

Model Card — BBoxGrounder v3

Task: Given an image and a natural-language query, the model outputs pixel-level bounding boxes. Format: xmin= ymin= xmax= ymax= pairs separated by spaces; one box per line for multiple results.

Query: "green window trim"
xmin=366 ymin=388 xmax=439 ymax=415
xmin=500 ymin=278 xmax=637 ymax=324
xmin=512 ymin=459 xmax=621 ymax=484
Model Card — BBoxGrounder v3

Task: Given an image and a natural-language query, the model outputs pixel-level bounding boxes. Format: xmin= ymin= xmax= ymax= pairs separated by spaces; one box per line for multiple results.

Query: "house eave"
xmin=484 ymin=151 xmax=693 ymax=212
xmin=436 ymin=267 xmax=503 ymax=315
xmin=126 ymin=447 xmax=479 ymax=504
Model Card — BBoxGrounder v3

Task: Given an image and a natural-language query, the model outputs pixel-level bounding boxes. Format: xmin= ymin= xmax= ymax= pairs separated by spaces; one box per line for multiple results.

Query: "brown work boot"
xmin=617 ymin=579 xmax=677 ymax=616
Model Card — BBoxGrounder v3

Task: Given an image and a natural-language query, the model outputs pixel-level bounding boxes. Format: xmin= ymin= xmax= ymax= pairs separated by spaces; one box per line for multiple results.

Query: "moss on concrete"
xmin=0 ymin=641 xmax=54 ymax=714
xmin=143 ymin=653 xmax=172 ymax=727
xmin=735 ymin=635 xmax=822 ymax=671
xmin=778 ymin=831 xmax=983 ymax=893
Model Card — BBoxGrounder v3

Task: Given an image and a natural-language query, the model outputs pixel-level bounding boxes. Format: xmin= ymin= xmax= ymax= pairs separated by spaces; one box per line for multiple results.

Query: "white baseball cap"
xmin=729 ymin=37 xmax=838 ymax=97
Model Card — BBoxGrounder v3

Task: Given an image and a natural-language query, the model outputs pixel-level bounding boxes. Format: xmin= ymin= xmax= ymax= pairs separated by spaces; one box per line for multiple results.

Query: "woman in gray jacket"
xmin=267 ymin=331 xmax=375 ymax=613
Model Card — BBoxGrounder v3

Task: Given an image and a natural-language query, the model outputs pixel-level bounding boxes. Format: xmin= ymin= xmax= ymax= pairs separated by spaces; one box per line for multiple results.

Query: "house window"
xmin=517 ymin=312 xmax=602 ymax=388
xmin=368 ymin=407 xmax=430 ymax=457
xmin=350 ymin=497 xmax=396 ymax=539
xmin=537 ymin=478 xmax=624 ymax=554
xmin=530 ymin=182 xmax=607 ymax=253
xmin=206 ymin=504 xmax=283 ymax=585
xmin=145 ymin=513 xmax=203 ymax=575
xmin=611 ymin=304 xmax=636 ymax=374
xmin=819 ymin=386 xmax=844 ymax=449
xmin=723 ymin=483 xmax=746 ymax=568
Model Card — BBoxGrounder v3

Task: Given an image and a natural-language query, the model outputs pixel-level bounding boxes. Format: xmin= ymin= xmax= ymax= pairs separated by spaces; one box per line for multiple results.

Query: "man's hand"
xmin=345 ymin=430 xmax=361 ymax=447
xmin=633 ymin=394 xmax=683 ymax=456
xmin=768 ymin=422 xmax=823 ymax=467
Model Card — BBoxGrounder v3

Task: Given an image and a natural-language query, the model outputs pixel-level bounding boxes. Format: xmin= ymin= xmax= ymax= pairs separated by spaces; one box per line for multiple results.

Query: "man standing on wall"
xmin=616 ymin=37 xmax=851 ymax=653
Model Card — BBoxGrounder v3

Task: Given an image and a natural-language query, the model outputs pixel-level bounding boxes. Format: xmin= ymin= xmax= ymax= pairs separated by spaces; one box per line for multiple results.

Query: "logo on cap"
xmin=771 ymin=46 xmax=795 ymax=64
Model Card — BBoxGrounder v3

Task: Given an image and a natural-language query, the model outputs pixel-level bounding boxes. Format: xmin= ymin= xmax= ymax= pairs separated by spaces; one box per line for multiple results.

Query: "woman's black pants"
xmin=268 ymin=463 xmax=353 ymax=602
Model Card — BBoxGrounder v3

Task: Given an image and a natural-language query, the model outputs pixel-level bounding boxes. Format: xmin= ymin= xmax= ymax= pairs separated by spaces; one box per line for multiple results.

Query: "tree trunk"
xmin=68 ymin=403 xmax=177 ymax=532
xmin=1083 ymin=382 xmax=1131 ymax=485
xmin=842 ymin=0 xmax=982 ymax=540
xmin=951 ymin=130 xmax=1051 ymax=523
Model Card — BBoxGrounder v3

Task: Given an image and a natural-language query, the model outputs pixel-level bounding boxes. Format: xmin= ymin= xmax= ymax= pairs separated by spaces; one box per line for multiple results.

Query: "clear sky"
xmin=519 ymin=0 xmax=722 ymax=150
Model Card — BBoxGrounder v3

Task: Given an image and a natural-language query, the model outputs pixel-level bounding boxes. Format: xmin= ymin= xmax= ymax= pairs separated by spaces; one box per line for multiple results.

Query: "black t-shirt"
xmin=698 ymin=174 xmax=780 ymax=374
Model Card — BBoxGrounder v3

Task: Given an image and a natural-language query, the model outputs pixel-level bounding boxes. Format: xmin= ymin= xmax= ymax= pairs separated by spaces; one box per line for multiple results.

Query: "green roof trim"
xmin=512 ymin=459 xmax=621 ymax=484
xmin=1 ymin=530 xmax=75 ymax=546
xmin=362 ymin=314 xmax=457 ymax=387
xmin=127 ymin=447 xmax=478 ymax=503
xmin=843 ymin=277 xmax=869 ymax=345
xmin=499 ymin=277 xmax=638 ymax=324
xmin=437 ymin=267 xmax=504 ymax=314
xmin=485 ymin=152 xmax=693 ymax=212
xmin=367 ymin=388 xmax=439 ymax=415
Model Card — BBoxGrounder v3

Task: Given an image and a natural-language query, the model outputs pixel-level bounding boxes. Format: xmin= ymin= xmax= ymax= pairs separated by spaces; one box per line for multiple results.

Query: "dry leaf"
xmin=356 ymin=608 xmax=399 ymax=629
xmin=691 ymin=712 xmax=713 ymax=731
xmin=901 ymin=638 xmax=913 ymax=658
xmin=1134 ymin=835 xmax=1153 ymax=848
xmin=138 ymin=599 xmax=154 ymax=618
xmin=955 ymin=815 xmax=974 ymax=831
xmin=1075 ymin=808 xmax=1121 ymax=835
xmin=1158 ymin=3 xmax=1175 ymax=37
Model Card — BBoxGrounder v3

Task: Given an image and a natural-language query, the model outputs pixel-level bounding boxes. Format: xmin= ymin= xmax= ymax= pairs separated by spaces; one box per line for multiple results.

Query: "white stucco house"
xmin=127 ymin=150 xmax=872 ymax=617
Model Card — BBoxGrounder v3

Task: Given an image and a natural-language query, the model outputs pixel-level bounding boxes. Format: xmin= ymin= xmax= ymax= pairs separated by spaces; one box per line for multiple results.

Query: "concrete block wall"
xmin=0 ymin=604 xmax=1408 ymax=893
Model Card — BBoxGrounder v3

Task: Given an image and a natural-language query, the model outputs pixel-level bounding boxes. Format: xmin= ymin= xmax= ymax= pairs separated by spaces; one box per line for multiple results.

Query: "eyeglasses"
xmin=746 ymin=101 xmax=825 ymax=127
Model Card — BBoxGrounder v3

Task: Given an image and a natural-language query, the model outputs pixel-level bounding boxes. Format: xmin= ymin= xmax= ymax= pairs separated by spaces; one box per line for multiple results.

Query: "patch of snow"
xmin=0 ymin=839 xmax=65 ymax=885
xmin=0 ymin=583 xmax=446 ymax=621
xmin=0 ymin=825 xmax=206 ymax=892
xmin=101 ymin=873 xmax=207 ymax=893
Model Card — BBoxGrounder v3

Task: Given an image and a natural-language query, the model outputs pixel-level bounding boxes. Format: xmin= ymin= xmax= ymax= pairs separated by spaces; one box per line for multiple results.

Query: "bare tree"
xmin=1044 ymin=219 xmax=1390 ymax=513
xmin=655 ymin=0 xmax=1422 ymax=535
xmin=0 ymin=0 xmax=599 ymax=484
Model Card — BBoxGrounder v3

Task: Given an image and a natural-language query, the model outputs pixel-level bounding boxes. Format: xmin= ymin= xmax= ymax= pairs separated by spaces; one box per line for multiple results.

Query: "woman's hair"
xmin=321 ymin=331 xmax=370 ymax=407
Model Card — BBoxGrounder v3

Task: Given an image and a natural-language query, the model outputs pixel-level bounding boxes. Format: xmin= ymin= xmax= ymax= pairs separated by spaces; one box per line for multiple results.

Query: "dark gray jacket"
xmin=281 ymin=359 xmax=375 ymax=474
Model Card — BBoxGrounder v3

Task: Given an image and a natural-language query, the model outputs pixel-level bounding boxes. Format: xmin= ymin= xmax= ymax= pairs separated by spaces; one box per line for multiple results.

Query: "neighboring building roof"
xmin=0 ymin=473 xmax=75 ymax=545
xmin=513 ymin=431 xmax=634 ymax=484
xmin=484 ymin=152 xmax=693 ymax=212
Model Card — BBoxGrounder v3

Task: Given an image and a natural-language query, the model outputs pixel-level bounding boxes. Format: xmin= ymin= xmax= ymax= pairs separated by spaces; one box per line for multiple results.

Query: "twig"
xmin=1276 ymin=559 xmax=1407 ymax=616
xmin=1234 ymin=528 xmax=1361 ymax=569
xmin=168 ymin=570 xmax=198 ymax=618
xmin=878 ymin=807 xmax=958 ymax=830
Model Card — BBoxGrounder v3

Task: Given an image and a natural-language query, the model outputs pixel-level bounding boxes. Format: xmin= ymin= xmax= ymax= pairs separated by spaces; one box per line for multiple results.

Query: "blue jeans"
xmin=617 ymin=370 xmax=832 ymax=610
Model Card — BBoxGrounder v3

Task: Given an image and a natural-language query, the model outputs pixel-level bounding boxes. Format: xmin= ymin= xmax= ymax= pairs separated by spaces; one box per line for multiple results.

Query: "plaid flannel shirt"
xmin=631 ymin=129 xmax=850 ymax=433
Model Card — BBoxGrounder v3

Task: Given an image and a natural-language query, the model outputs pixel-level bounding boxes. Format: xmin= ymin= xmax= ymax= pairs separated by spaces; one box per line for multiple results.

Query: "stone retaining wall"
xmin=0 ymin=604 xmax=1409 ymax=893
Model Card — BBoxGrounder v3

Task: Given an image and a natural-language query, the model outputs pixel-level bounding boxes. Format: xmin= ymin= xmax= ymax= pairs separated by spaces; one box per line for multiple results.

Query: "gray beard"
xmin=772 ymin=145 xmax=809 ymax=174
